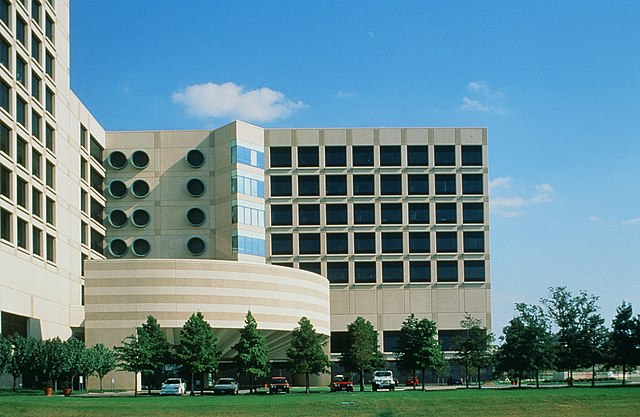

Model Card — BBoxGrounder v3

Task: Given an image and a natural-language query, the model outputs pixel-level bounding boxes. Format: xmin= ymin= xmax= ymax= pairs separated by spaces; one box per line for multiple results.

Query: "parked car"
xmin=213 ymin=378 xmax=239 ymax=395
xmin=160 ymin=378 xmax=187 ymax=395
xmin=269 ymin=376 xmax=290 ymax=394
xmin=330 ymin=375 xmax=354 ymax=392
xmin=372 ymin=370 xmax=395 ymax=391
xmin=447 ymin=376 xmax=464 ymax=386
xmin=405 ymin=376 xmax=419 ymax=386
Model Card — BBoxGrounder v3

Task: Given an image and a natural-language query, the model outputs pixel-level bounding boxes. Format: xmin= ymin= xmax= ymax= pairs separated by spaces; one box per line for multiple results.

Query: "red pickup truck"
xmin=330 ymin=375 xmax=354 ymax=392
xmin=269 ymin=376 xmax=290 ymax=394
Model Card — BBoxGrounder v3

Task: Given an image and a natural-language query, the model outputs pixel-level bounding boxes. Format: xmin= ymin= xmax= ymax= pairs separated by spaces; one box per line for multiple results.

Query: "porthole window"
xmin=186 ymin=207 xmax=206 ymax=226
xmin=108 ymin=209 xmax=128 ymax=228
xmin=109 ymin=239 xmax=128 ymax=257
xmin=186 ymin=178 xmax=205 ymax=197
xmin=108 ymin=180 xmax=128 ymax=198
xmin=187 ymin=237 xmax=206 ymax=256
xmin=108 ymin=151 xmax=128 ymax=169
xmin=186 ymin=149 xmax=205 ymax=168
xmin=131 ymin=150 xmax=149 ymax=169
xmin=131 ymin=209 xmax=150 ymax=227
xmin=132 ymin=238 xmax=150 ymax=257
xmin=131 ymin=179 xmax=150 ymax=198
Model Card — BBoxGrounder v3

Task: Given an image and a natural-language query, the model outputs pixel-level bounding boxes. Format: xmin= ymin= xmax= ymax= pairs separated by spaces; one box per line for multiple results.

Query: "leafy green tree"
xmin=114 ymin=334 xmax=149 ymax=396
xmin=542 ymin=287 xmax=601 ymax=386
xmin=233 ymin=311 xmax=270 ymax=394
xmin=453 ymin=314 xmax=493 ymax=389
xmin=0 ymin=337 xmax=10 ymax=375
xmin=607 ymin=302 xmax=640 ymax=385
xmin=286 ymin=317 xmax=331 ymax=393
xmin=63 ymin=337 xmax=87 ymax=390
xmin=495 ymin=304 xmax=555 ymax=388
xmin=5 ymin=335 xmax=41 ymax=390
xmin=177 ymin=312 xmax=221 ymax=395
xmin=394 ymin=314 xmax=443 ymax=391
xmin=90 ymin=343 xmax=117 ymax=391
xmin=40 ymin=337 xmax=69 ymax=390
xmin=339 ymin=317 xmax=385 ymax=392
xmin=138 ymin=315 xmax=170 ymax=394
xmin=583 ymin=312 xmax=608 ymax=387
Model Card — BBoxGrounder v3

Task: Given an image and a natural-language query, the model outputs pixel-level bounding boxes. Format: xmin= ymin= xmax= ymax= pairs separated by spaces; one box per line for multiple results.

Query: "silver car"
xmin=160 ymin=378 xmax=186 ymax=395
xmin=213 ymin=378 xmax=239 ymax=395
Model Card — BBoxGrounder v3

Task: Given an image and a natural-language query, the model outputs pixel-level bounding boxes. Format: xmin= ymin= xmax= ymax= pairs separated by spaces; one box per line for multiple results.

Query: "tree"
xmin=40 ymin=337 xmax=69 ymax=390
xmin=5 ymin=335 xmax=41 ymax=390
xmin=607 ymin=302 xmax=640 ymax=385
xmin=583 ymin=312 xmax=608 ymax=387
xmin=286 ymin=317 xmax=331 ymax=393
xmin=542 ymin=287 xmax=601 ymax=386
xmin=339 ymin=317 xmax=385 ymax=392
xmin=495 ymin=304 xmax=555 ymax=388
xmin=114 ymin=334 xmax=148 ymax=396
xmin=0 ymin=337 xmax=10 ymax=375
xmin=177 ymin=312 xmax=221 ymax=395
xmin=90 ymin=343 xmax=117 ymax=391
xmin=394 ymin=314 xmax=443 ymax=391
xmin=453 ymin=314 xmax=493 ymax=389
xmin=138 ymin=315 xmax=170 ymax=394
xmin=61 ymin=337 xmax=86 ymax=390
xmin=233 ymin=311 xmax=270 ymax=394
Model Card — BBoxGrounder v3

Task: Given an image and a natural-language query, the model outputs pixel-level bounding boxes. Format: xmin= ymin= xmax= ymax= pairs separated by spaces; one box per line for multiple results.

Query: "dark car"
xmin=447 ymin=376 xmax=464 ymax=386
xmin=269 ymin=376 xmax=290 ymax=394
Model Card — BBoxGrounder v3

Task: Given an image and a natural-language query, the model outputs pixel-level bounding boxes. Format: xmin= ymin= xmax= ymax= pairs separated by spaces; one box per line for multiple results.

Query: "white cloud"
xmin=490 ymin=179 xmax=554 ymax=218
xmin=492 ymin=196 xmax=526 ymax=208
xmin=460 ymin=81 xmax=505 ymax=114
xmin=335 ymin=90 xmax=358 ymax=99
xmin=589 ymin=216 xmax=600 ymax=222
xmin=460 ymin=97 xmax=492 ymax=113
xmin=489 ymin=177 xmax=511 ymax=191
xmin=172 ymin=82 xmax=306 ymax=123
xmin=530 ymin=183 xmax=554 ymax=203
xmin=623 ymin=217 xmax=640 ymax=225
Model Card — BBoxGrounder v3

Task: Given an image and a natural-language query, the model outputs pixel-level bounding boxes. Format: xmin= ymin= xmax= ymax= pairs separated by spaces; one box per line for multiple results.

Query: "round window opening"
xmin=186 ymin=179 xmax=205 ymax=197
xmin=108 ymin=180 xmax=128 ymax=198
xmin=187 ymin=237 xmax=206 ymax=256
xmin=109 ymin=239 xmax=128 ymax=257
xmin=132 ymin=238 xmax=151 ymax=257
xmin=132 ymin=209 xmax=150 ymax=227
xmin=109 ymin=209 xmax=128 ymax=228
xmin=108 ymin=151 xmax=128 ymax=169
xmin=186 ymin=207 xmax=206 ymax=226
xmin=131 ymin=180 xmax=150 ymax=198
xmin=186 ymin=149 xmax=205 ymax=168
xmin=131 ymin=150 xmax=149 ymax=169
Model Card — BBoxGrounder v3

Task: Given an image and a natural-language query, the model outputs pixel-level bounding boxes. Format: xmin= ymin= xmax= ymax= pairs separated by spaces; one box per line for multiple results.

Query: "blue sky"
xmin=70 ymin=1 xmax=640 ymax=335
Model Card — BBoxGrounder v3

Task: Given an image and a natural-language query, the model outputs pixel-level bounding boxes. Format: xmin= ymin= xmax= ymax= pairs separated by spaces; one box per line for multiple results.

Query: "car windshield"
xmin=374 ymin=371 xmax=392 ymax=377
xmin=217 ymin=379 xmax=235 ymax=384
xmin=272 ymin=378 xmax=288 ymax=383
xmin=334 ymin=376 xmax=345 ymax=382
xmin=164 ymin=379 xmax=181 ymax=384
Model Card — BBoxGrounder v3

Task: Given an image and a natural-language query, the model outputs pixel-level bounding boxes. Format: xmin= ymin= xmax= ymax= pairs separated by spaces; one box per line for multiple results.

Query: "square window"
xmin=327 ymin=262 xmax=348 ymax=283
xmin=46 ymin=233 xmax=55 ymax=261
xmin=45 ymin=160 xmax=54 ymax=188
xmin=270 ymin=205 xmax=292 ymax=226
xmin=298 ymin=175 xmax=319 ymax=196
xmin=325 ymin=146 xmax=346 ymax=167
xmin=299 ymin=233 xmax=320 ymax=254
xmin=31 ymin=0 xmax=41 ymax=24
xmin=0 ymin=37 xmax=8 ymax=70
xmin=0 ymin=122 xmax=9 ymax=155
xmin=354 ymin=203 xmax=375 ymax=224
xmin=80 ymin=124 xmax=87 ymax=148
xmin=45 ymin=124 xmax=54 ymax=151
xmin=16 ymin=96 xmax=27 ymax=126
xmin=462 ymin=145 xmax=482 ymax=166
xmin=352 ymin=146 xmax=373 ymax=166
xmin=463 ymin=203 xmax=484 ymax=224
xmin=436 ymin=203 xmax=456 ymax=224
xmin=408 ymin=203 xmax=429 ymax=224
xmin=31 ymin=188 xmax=41 ymax=217
xmin=464 ymin=231 xmax=484 ymax=253
xmin=32 ymin=150 xmax=41 ymax=178
xmin=269 ymin=147 xmax=291 ymax=167
xmin=354 ymin=232 xmax=375 ymax=254
xmin=0 ymin=80 xmax=10 ymax=112
xmin=434 ymin=145 xmax=455 ymax=166
xmin=326 ymin=204 xmax=347 ymax=225
xmin=0 ymin=1 xmax=8 ymax=27
xmin=382 ymin=232 xmax=403 ymax=253
xmin=270 ymin=176 xmax=292 ymax=196
xmin=31 ymin=36 xmax=41 ymax=63
xmin=31 ymin=73 xmax=40 ymax=100
xmin=381 ymin=203 xmax=402 ymax=224
xmin=299 ymin=262 xmax=321 ymax=275
xmin=407 ymin=145 xmax=428 ymax=166
xmin=437 ymin=261 xmax=458 ymax=282
xmin=45 ymin=88 xmax=54 ymax=114
xmin=16 ymin=56 xmax=27 ymax=87
xmin=45 ymin=52 xmax=54 ymax=77
xmin=271 ymin=234 xmax=293 ymax=255
xmin=17 ymin=218 xmax=27 ymax=249
xmin=353 ymin=175 xmax=374 ymax=195
xmin=45 ymin=15 xmax=54 ymax=42
xmin=325 ymin=175 xmax=346 ymax=196
xmin=435 ymin=174 xmax=456 ymax=195
xmin=32 ymin=110 xmax=42 ymax=139
xmin=0 ymin=207 xmax=10 ymax=241
xmin=382 ymin=261 xmax=403 ymax=283
xmin=380 ymin=145 xmax=401 ymax=166
xmin=326 ymin=233 xmax=348 ymax=254
xmin=410 ymin=261 xmax=430 ymax=283
xmin=380 ymin=175 xmax=402 ymax=195
xmin=16 ymin=137 xmax=27 ymax=168
xmin=90 ymin=197 xmax=103 ymax=225
xmin=297 ymin=146 xmax=318 ymax=167
xmin=408 ymin=174 xmax=428 ymax=195
xmin=0 ymin=164 xmax=10 ymax=198
xmin=16 ymin=177 xmax=27 ymax=208
xmin=16 ymin=17 xmax=27 ymax=46
xmin=464 ymin=260 xmax=485 ymax=282
xmin=32 ymin=226 xmax=41 ymax=256
xmin=436 ymin=232 xmax=457 ymax=253
xmin=462 ymin=174 xmax=483 ymax=195
xmin=45 ymin=197 xmax=54 ymax=225
xmin=298 ymin=204 xmax=320 ymax=225
xmin=355 ymin=262 xmax=376 ymax=283
xmin=409 ymin=232 xmax=429 ymax=253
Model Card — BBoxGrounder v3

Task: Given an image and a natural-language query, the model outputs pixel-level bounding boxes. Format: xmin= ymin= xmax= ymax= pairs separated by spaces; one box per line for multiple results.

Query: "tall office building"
xmin=0 ymin=1 xmax=490 ymax=389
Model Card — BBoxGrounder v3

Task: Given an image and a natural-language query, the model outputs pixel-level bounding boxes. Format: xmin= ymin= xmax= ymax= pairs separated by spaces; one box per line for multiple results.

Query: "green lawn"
xmin=0 ymin=386 xmax=638 ymax=417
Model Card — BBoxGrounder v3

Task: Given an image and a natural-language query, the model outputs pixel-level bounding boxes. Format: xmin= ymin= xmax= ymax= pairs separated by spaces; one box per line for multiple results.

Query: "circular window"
xmin=131 ymin=180 xmax=150 ymax=198
xmin=109 ymin=239 xmax=128 ymax=257
xmin=131 ymin=209 xmax=150 ymax=227
xmin=108 ymin=180 xmax=128 ymax=198
xmin=186 ymin=178 xmax=205 ymax=197
xmin=186 ymin=149 xmax=205 ymax=168
xmin=132 ymin=238 xmax=150 ymax=257
xmin=108 ymin=151 xmax=128 ymax=169
xmin=131 ymin=150 xmax=149 ymax=169
xmin=108 ymin=209 xmax=128 ymax=228
xmin=186 ymin=207 xmax=206 ymax=226
xmin=187 ymin=237 xmax=206 ymax=256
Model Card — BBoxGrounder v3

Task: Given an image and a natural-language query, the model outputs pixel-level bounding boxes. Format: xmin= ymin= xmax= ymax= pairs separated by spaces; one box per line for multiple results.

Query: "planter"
xmin=44 ymin=387 xmax=53 ymax=396
xmin=63 ymin=388 xmax=72 ymax=397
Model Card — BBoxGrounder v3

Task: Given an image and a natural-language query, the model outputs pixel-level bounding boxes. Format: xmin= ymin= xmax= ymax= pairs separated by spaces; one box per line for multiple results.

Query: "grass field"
xmin=0 ymin=386 xmax=638 ymax=417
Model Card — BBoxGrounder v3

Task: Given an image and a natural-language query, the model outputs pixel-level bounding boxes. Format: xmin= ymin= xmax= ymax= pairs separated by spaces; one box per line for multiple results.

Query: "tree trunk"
xmin=477 ymin=367 xmax=481 ymax=389
xmin=305 ymin=372 xmax=310 ymax=393
xmin=190 ymin=372 xmax=195 ymax=396
xmin=518 ymin=370 xmax=522 ymax=388
xmin=535 ymin=370 xmax=539 ymax=388
xmin=591 ymin=364 xmax=596 ymax=387
xmin=465 ymin=366 xmax=470 ymax=388
xmin=622 ymin=364 xmax=626 ymax=386
xmin=420 ymin=369 xmax=424 ymax=391
xmin=359 ymin=369 xmax=365 ymax=392
xmin=201 ymin=371 xmax=206 ymax=395
xmin=100 ymin=376 xmax=103 ymax=391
